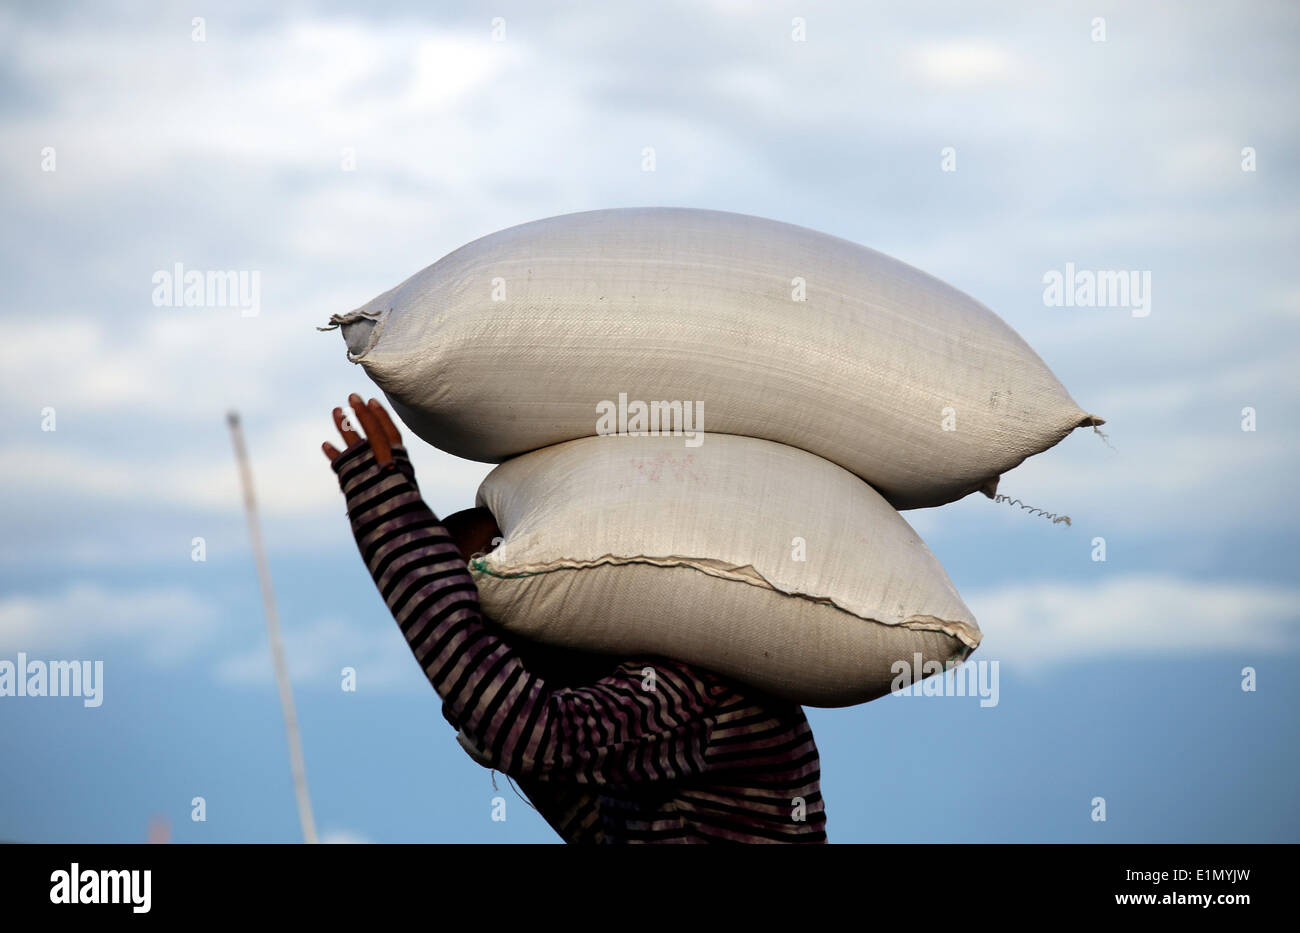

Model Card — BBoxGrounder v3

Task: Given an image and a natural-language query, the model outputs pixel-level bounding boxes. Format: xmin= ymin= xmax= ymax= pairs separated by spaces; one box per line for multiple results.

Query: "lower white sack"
xmin=470 ymin=433 xmax=982 ymax=707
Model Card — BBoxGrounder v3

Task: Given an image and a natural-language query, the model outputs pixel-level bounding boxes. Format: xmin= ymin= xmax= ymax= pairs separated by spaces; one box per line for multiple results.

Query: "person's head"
xmin=443 ymin=506 xmax=618 ymax=685
xmin=441 ymin=507 xmax=502 ymax=563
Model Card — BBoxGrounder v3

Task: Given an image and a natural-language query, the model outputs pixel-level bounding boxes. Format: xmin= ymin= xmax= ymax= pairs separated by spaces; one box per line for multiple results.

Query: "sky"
xmin=1 ymin=0 xmax=1297 ymax=843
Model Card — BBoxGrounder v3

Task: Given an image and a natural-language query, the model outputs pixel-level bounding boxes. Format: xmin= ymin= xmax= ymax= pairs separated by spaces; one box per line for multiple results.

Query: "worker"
xmin=323 ymin=393 xmax=826 ymax=843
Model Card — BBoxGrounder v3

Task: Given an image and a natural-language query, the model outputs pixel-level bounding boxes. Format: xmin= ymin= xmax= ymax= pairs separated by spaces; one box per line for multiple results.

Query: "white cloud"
xmin=0 ymin=425 xmax=489 ymax=522
xmin=0 ymin=312 xmax=492 ymax=522
xmin=909 ymin=40 xmax=1023 ymax=87
xmin=411 ymin=34 xmax=506 ymax=110
xmin=0 ymin=0 xmax=1295 ymax=589
xmin=2 ymin=19 xmax=516 ymax=188
xmin=214 ymin=615 xmax=421 ymax=693
xmin=966 ymin=574 xmax=1299 ymax=669
xmin=1157 ymin=137 xmax=1252 ymax=192
xmin=1 ymin=313 xmax=311 ymax=417
xmin=0 ymin=582 xmax=217 ymax=662
xmin=974 ymin=422 xmax=1294 ymax=537
xmin=0 ymin=429 xmax=346 ymax=517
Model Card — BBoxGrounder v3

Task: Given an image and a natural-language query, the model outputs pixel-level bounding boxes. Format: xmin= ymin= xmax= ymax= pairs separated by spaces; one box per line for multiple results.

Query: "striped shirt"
xmin=334 ymin=440 xmax=827 ymax=843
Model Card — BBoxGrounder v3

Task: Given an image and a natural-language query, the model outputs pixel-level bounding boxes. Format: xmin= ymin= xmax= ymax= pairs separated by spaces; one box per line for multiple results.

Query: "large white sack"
xmin=469 ymin=433 xmax=981 ymax=708
xmin=323 ymin=207 xmax=1101 ymax=509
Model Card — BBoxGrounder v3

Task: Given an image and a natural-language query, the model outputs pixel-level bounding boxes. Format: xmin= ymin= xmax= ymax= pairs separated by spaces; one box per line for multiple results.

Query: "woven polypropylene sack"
xmin=468 ymin=433 xmax=981 ymax=708
xmin=324 ymin=207 xmax=1100 ymax=510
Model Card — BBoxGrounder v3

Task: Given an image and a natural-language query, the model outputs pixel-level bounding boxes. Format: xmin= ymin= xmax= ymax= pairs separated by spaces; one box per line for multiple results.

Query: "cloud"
xmin=0 ymin=0 xmax=1296 ymax=600
xmin=0 ymin=582 xmax=217 ymax=662
xmin=966 ymin=574 xmax=1299 ymax=668
xmin=214 ymin=615 xmax=421 ymax=693
xmin=1 ymin=17 xmax=515 ymax=188
xmin=0 ymin=310 xmax=492 ymax=545
xmin=966 ymin=417 xmax=1296 ymax=539
xmin=908 ymin=40 xmax=1023 ymax=87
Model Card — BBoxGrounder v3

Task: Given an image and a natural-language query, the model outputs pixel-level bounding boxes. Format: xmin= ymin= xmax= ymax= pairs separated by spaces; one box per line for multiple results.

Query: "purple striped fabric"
xmin=334 ymin=440 xmax=827 ymax=843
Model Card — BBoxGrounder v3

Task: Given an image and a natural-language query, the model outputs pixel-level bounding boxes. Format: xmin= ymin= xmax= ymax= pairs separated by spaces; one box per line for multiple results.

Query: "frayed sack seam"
xmin=316 ymin=307 xmax=390 ymax=362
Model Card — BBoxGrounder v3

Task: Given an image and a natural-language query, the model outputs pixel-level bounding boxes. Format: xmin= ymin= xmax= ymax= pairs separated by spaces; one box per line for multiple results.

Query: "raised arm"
xmin=323 ymin=395 xmax=719 ymax=786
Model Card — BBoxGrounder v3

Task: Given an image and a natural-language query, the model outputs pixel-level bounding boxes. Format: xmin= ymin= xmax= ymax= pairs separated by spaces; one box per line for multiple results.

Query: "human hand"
xmin=321 ymin=392 xmax=403 ymax=468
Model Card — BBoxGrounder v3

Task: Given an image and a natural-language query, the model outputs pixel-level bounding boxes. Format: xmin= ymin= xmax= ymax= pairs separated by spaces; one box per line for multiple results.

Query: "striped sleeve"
xmin=332 ymin=440 xmax=717 ymax=786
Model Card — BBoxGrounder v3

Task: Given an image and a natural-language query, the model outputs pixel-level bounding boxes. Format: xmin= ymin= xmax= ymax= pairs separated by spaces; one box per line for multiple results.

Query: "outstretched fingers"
xmin=323 ymin=403 xmax=363 ymax=463
xmin=322 ymin=394 xmax=402 ymax=465
xmin=348 ymin=392 xmax=392 ymax=466
xmin=369 ymin=398 xmax=403 ymax=447
xmin=333 ymin=405 xmax=362 ymax=447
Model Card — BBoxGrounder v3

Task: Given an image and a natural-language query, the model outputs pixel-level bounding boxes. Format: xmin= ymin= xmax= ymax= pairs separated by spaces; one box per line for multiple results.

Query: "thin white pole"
xmin=227 ymin=411 xmax=318 ymax=844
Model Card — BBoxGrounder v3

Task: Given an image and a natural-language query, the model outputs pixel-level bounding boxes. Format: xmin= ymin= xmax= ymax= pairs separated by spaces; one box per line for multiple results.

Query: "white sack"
xmin=325 ymin=207 xmax=1100 ymax=510
xmin=469 ymin=433 xmax=981 ymax=708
